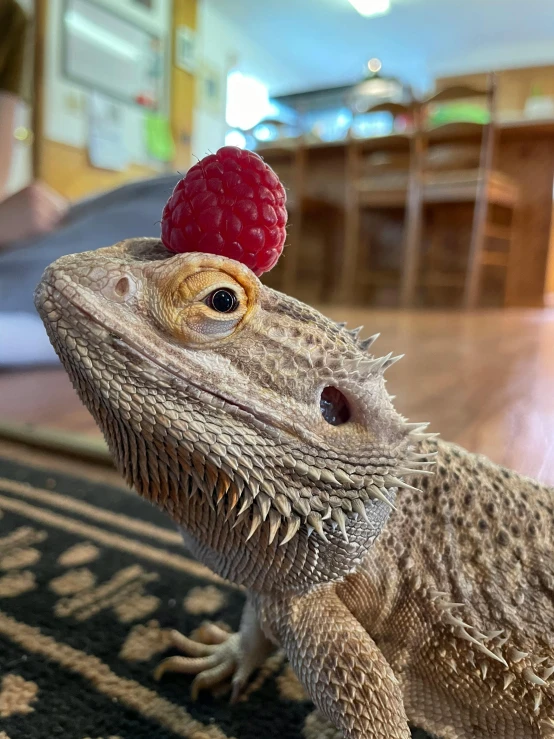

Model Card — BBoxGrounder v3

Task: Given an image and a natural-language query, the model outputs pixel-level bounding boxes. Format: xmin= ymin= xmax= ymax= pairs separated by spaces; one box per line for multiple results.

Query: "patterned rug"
xmin=0 ymin=440 xmax=432 ymax=739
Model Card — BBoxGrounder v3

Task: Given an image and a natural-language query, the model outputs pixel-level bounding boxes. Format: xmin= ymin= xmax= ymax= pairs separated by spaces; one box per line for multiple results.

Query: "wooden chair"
xmin=260 ymin=142 xmax=343 ymax=303
xmin=338 ymin=102 xmax=418 ymax=304
xmin=400 ymin=74 xmax=519 ymax=308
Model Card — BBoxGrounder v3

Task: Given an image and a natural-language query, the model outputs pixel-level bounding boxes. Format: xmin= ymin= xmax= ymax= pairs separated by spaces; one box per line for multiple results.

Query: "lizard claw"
xmin=230 ymin=673 xmax=247 ymax=704
xmin=154 ymin=625 xmax=241 ymax=700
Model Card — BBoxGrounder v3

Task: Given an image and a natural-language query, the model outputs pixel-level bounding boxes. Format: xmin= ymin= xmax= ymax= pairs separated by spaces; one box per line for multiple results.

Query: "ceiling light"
xmin=367 ymin=57 xmax=382 ymax=73
xmin=226 ymin=72 xmax=271 ymax=130
xmin=347 ymin=0 xmax=390 ymax=18
xmin=225 ymin=130 xmax=247 ymax=149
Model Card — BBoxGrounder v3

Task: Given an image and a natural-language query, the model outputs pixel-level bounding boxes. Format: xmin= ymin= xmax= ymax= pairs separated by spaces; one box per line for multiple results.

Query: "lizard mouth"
xmin=48 ymin=284 xmax=261 ymax=423
xmin=110 ymin=336 xmax=256 ymax=419
xmin=42 ymin=281 xmax=301 ymax=438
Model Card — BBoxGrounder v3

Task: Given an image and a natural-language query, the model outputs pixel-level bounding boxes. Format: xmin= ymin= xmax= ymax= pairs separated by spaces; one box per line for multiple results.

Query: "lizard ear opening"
xmin=320 ymin=386 xmax=350 ymax=426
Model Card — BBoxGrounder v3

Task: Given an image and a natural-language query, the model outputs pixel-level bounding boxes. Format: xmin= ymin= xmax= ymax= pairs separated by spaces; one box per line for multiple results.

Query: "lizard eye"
xmin=206 ymin=288 xmax=238 ymax=313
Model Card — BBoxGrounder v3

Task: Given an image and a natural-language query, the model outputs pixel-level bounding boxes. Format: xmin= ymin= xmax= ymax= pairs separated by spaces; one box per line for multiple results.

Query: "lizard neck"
xmin=177 ymin=493 xmax=381 ymax=592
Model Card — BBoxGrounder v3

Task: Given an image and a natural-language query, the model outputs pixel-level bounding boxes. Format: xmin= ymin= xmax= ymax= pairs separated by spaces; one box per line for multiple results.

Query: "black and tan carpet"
xmin=0 ymin=440 xmax=431 ymax=739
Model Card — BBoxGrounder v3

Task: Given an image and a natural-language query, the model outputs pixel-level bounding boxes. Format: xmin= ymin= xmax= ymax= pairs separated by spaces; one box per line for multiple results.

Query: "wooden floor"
xmin=1 ymin=308 xmax=553 ymax=485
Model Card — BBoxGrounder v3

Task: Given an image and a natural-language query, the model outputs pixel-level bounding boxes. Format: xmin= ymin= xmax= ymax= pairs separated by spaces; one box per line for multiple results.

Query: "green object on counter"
xmin=145 ymin=112 xmax=175 ymax=162
xmin=429 ymin=102 xmax=490 ymax=126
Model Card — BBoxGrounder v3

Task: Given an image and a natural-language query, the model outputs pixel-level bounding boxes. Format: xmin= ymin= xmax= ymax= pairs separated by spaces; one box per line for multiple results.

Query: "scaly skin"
xmin=35 ymin=238 xmax=554 ymax=739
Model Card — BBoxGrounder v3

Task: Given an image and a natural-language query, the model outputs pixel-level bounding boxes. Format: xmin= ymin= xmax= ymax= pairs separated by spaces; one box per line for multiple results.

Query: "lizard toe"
xmin=191 ymin=660 xmax=237 ymax=700
xmin=153 ymin=654 xmax=219 ymax=681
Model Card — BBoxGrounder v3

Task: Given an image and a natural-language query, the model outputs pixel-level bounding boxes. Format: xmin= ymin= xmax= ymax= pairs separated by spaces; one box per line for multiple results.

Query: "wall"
xmin=37 ymin=0 xmax=182 ymax=200
xmin=433 ymin=42 xmax=554 ymax=85
xmin=546 ymin=207 xmax=554 ymax=305
xmin=171 ymin=0 xmax=196 ymax=171
xmin=4 ymin=0 xmax=35 ymax=196
xmin=436 ymin=66 xmax=554 ymax=120
xmin=191 ymin=0 xmax=297 ymax=160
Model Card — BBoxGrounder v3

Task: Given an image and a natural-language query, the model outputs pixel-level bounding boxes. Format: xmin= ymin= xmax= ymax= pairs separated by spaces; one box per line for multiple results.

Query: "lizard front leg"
xmin=265 ymin=582 xmax=411 ymax=739
xmin=154 ymin=593 xmax=274 ymax=700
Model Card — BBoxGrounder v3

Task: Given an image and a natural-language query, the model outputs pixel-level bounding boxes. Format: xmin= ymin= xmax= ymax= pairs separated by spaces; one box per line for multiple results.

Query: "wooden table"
xmin=261 ymin=119 xmax=554 ymax=308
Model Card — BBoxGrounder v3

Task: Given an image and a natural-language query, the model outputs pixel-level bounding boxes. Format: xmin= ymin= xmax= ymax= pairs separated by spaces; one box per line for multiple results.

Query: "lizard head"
xmin=35 ymin=238 xmax=435 ymax=587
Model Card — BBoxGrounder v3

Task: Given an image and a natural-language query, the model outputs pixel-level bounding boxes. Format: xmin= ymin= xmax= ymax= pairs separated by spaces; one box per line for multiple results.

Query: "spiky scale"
xmin=307 ymin=466 xmax=321 ymax=482
xmin=224 ymin=485 xmax=241 ymax=521
xmin=267 ymin=510 xmax=281 ymax=545
xmin=396 ymin=467 xmax=434 ymax=477
xmin=215 ymin=475 xmax=231 ymax=502
xmin=294 ymin=460 xmax=310 ymax=476
xmin=279 ymin=517 xmax=300 ymax=546
xmin=382 ymin=354 xmax=404 ymax=371
xmin=410 ymin=451 xmax=439 ymax=460
xmin=293 ymin=498 xmax=311 ymax=517
xmin=523 ymin=668 xmax=547 ymax=686
xmin=320 ymin=468 xmax=339 ymax=485
xmin=307 ymin=513 xmax=328 ymax=542
xmin=352 ymin=498 xmax=370 ymax=523
xmin=274 ymin=494 xmax=292 ymax=517
xmin=509 ymin=648 xmax=529 ymax=663
xmin=237 ymin=489 xmax=253 ymax=516
xmin=371 ymin=352 xmax=393 ymax=374
xmin=334 ymin=469 xmax=354 ymax=486
xmin=246 ymin=508 xmax=263 ymax=541
xmin=263 ymin=480 xmax=276 ymax=498
xmin=473 ymin=639 xmax=508 ymax=666
xmin=211 ymin=442 xmax=227 ymax=458
xmin=359 ymin=333 xmax=380 ymax=351
xmin=256 ymin=492 xmax=271 ymax=521
xmin=404 ymin=422 xmax=430 ymax=432
xmin=542 ymin=665 xmax=554 ymax=680
xmin=368 ymin=484 xmax=396 ymax=510
xmin=282 ymin=455 xmax=296 ymax=469
xmin=385 ymin=475 xmax=421 ymax=493
xmin=331 ymin=508 xmax=349 ymax=542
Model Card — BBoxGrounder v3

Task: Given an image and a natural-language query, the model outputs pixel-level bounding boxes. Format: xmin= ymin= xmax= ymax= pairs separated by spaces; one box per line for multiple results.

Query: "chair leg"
xmin=283 ymin=148 xmax=307 ymax=297
xmin=338 ymin=196 xmax=361 ymax=304
xmin=503 ymin=207 xmax=518 ymax=307
xmin=464 ymin=193 xmax=490 ymax=310
xmin=283 ymin=207 xmax=303 ymax=296
xmin=400 ymin=174 xmax=424 ymax=308
xmin=427 ymin=210 xmax=444 ymax=307
xmin=321 ymin=210 xmax=339 ymax=303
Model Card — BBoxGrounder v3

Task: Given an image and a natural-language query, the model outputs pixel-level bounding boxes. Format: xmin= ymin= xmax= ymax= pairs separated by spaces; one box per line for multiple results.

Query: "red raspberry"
xmin=161 ymin=146 xmax=287 ymax=276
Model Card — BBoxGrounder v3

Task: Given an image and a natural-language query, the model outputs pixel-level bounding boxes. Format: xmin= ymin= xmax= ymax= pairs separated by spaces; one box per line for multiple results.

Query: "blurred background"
xmin=0 ymin=0 xmax=553 ymax=482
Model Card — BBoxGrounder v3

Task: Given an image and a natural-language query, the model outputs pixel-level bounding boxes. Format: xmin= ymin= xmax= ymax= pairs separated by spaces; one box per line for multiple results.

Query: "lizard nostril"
xmin=320 ymin=386 xmax=350 ymax=426
xmin=115 ymin=277 xmax=130 ymax=296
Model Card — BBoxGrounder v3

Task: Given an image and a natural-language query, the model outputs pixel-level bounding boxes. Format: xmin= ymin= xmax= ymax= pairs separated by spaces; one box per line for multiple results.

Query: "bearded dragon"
xmin=35 ymin=238 xmax=554 ymax=739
